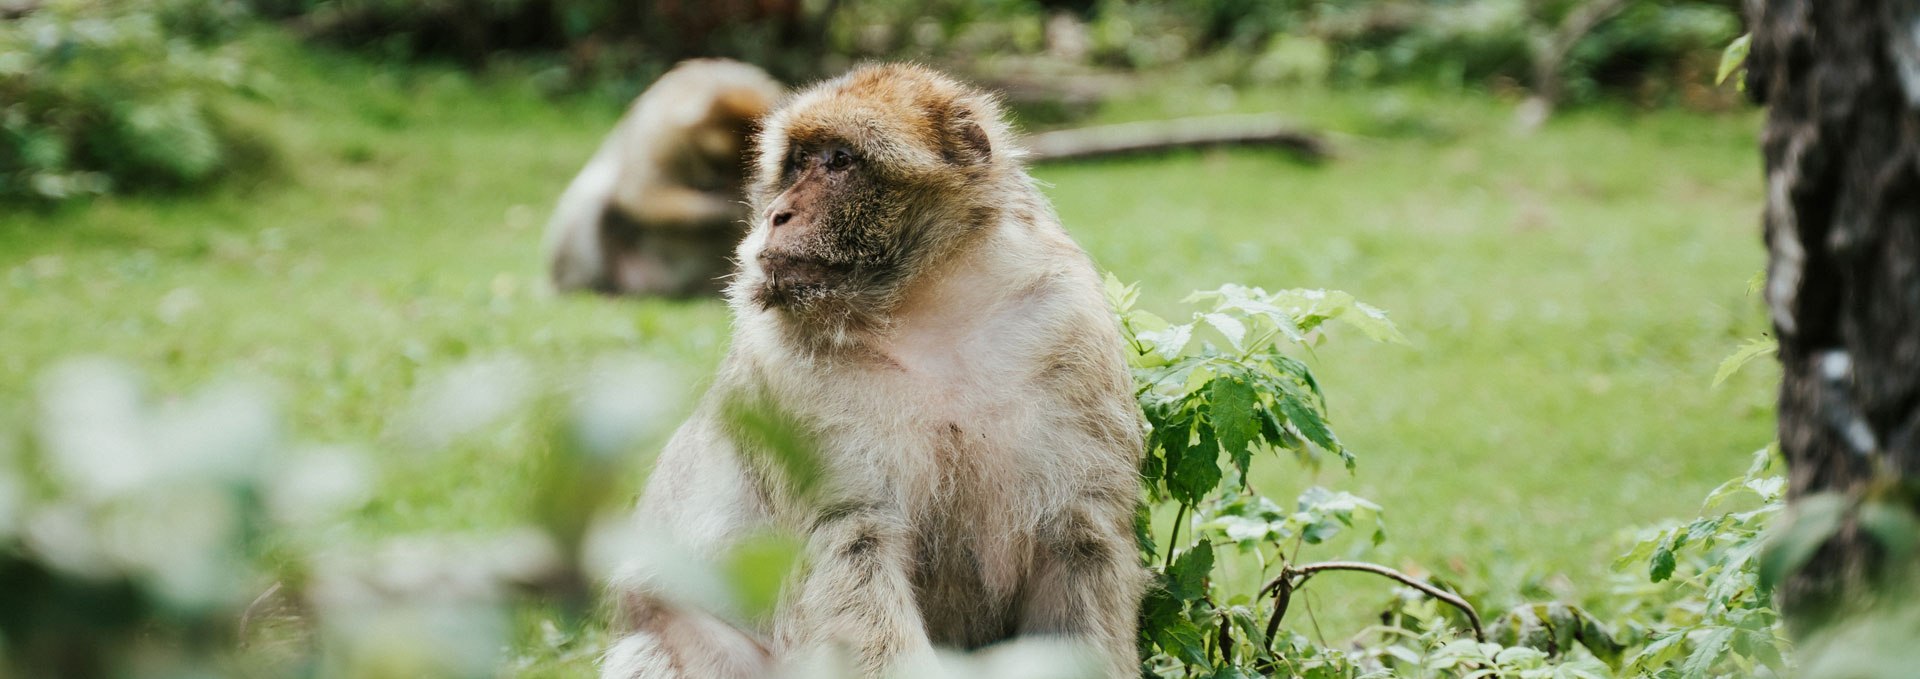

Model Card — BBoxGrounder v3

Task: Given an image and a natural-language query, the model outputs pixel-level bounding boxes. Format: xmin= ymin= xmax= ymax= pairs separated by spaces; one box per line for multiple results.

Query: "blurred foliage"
xmin=248 ymin=0 xmax=827 ymax=88
xmin=0 ymin=0 xmax=1743 ymax=202
xmin=824 ymin=0 xmax=1739 ymax=105
xmin=0 ymin=356 xmax=647 ymax=678
xmin=0 ymin=275 xmax=1909 ymax=677
xmin=0 ymin=0 xmax=267 ymax=203
xmin=211 ymin=0 xmax=1741 ymax=107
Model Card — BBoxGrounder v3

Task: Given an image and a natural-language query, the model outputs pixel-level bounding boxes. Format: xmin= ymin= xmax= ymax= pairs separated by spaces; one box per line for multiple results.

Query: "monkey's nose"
xmin=771 ymin=210 xmax=794 ymax=228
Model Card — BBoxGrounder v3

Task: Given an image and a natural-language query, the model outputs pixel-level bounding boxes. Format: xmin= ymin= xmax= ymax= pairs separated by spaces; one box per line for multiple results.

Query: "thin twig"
xmin=1259 ymin=559 xmax=1485 ymax=653
xmin=1262 ymin=575 xmax=1295 ymax=649
xmin=1303 ymin=590 xmax=1329 ymax=647
xmin=1163 ymin=503 xmax=1190 ymax=572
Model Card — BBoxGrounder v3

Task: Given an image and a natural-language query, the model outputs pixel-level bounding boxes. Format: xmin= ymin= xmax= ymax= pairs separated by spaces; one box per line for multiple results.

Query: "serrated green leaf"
xmin=1626 ymin=629 xmax=1688 ymax=674
xmin=1210 ymin=378 xmax=1258 ymax=476
xmin=1713 ymin=337 xmax=1776 ymax=386
xmin=1102 ymin=272 xmax=1139 ymax=312
xmin=1135 ymin=501 xmax=1158 ymax=561
xmin=1167 ymin=421 xmax=1221 ymax=506
xmin=1139 ymin=323 xmax=1196 ymax=362
xmin=1717 ymin=33 xmax=1751 ymax=86
xmin=1613 ymin=531 xmax=1662 ymax=572
xmin=1267 ymin=354 xmax=1325 ymax=402
xmin=1276 ymin=390 xmax=1339 ymax=453
xmin=1340 ymin=301 xmax=1410 ymax=344
xmin=1168 ymin=540 xmax=1214 ymax=601
xmin=1258 ymin=405 xmax=1304 ymax=452
xmin=1704 ymin=564 xmax=1756 ymax=614
xmin=1649 ymin=541 xmax=1677 ymax=582
xmin=721 ymin=391 xmax=824 ymax=499
xmin=1157 ymin=617 xmax=1211 ymax=666
xmin=1201 ymin=312 xmax=1248 ymax=352
xmin=1150 ymin=414 xmax=1190 ymax=497
xmin=1226 ymin=605 xmax=1269 ymax=653
xmin=1681 ymin=626 xmax=1734 ymax=677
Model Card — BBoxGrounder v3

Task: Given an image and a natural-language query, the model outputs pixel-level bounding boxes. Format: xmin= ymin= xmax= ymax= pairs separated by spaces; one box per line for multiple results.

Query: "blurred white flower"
xmin=308 ymin=528 xmax=562 ymax=610
xmin=571 ymin=355 xmax=686 ymax=460
xmin=584 ymin=518 xmax=739 ymax=620
xmin=321 ymin=601 xmax=509 ymax=679
xmin=36 ymin=359 xmax=276 ymax=501
xmin=397 ymin=356 xmax=535 ymax=451
xmin=268 ymin=445 xmax=375 ymax=525
xmin=95 ymin=485 xmax=251 ymax=610
xmin=37 ymin=359 xmax=151 ymax=499
xmin=23 ymin=502 xmax=113 ymax=579
xmin=149 ymin=378 xmax=278 ymax=485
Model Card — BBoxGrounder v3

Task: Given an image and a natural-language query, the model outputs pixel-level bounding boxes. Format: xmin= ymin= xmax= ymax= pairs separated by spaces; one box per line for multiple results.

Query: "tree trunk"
xmin=1748 ymin=0 xmax=1920 ymax=632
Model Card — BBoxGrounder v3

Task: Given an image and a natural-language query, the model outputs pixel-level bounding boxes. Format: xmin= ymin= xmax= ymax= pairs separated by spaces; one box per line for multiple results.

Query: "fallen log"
xmin=1023 ymin=113 xmax=1331 ymax=163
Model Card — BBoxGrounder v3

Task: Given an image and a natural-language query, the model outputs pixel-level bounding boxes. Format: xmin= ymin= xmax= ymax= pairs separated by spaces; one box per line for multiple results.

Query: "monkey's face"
xmin=739 ymin=66 xmax=1003 ymax=318
xmin=746 ymin=139 xmax=903 ymax=309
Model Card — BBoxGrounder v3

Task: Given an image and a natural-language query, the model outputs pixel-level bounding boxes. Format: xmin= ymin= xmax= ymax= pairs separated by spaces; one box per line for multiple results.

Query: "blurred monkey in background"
xmin=544 ymin=59 xmax=784 ymax=297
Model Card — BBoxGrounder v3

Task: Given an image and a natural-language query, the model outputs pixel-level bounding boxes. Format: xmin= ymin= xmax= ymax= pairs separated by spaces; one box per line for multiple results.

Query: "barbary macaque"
xmin=544 ymin=59 xmax=783 ymax=296
xmin=602 ymin=64 xmax=1145 ymax=679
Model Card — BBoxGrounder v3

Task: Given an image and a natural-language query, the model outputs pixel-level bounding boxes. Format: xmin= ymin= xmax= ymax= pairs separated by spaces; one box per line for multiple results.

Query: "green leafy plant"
xmin=1610 ymin=446 xmax=1791 ymax=677
xmin=0 ymin=0 xmax=263 ymax=202
xmin=1109 ymin=276 xmax=1448 ymax=676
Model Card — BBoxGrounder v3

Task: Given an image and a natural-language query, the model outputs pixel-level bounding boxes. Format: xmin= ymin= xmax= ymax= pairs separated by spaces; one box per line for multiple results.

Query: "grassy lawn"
xmin=0 ymin=35 xmax=1773 ymax=666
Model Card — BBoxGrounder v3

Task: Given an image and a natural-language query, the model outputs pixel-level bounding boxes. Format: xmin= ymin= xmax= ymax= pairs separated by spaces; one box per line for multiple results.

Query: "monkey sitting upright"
xmin=544 ymin=59 xmax=784 ymax=297
xmin=602 ymin=65 xmax=1147 ymax=678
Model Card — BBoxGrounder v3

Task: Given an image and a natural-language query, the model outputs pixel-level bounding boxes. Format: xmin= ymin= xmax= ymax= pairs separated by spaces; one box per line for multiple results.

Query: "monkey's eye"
xmin=825 ymin=148 xmax=856 ymax=172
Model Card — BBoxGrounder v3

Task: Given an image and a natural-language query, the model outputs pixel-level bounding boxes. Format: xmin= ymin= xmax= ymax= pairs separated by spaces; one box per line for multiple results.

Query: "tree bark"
xmin=1748 ymin=0 xmax=1920 ymax=632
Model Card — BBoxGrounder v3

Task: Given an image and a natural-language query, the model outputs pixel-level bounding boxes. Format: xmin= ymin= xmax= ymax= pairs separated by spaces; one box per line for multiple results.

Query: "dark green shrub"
xmin=0 ymin=0 xmax=262 ymax=203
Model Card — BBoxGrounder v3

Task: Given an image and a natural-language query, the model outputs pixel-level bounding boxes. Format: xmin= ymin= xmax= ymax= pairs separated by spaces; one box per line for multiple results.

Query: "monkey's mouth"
xmin=756 ymin=251 xmax=849 ymax=300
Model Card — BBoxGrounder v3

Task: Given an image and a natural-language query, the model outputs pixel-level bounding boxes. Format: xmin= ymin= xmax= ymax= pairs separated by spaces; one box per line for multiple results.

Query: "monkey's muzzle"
xmin=757 ymin=251 xmax=846 ymax=292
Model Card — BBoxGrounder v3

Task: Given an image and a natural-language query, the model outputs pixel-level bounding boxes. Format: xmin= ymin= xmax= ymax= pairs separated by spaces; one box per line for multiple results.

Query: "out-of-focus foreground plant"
xmin=0 ymin=355 xmax=679 ymax=678
xmin=0 ymin=278 xmax=1845 ymax=678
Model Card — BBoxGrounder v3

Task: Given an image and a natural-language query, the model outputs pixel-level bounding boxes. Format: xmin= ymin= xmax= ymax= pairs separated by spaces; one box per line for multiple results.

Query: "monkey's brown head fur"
xmin=732 ymin=64 xmax=1023 ymax=334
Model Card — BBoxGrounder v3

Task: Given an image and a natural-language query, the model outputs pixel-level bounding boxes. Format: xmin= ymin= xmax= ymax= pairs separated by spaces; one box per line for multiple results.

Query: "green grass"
xmin=0 ymin=34 xmax=1773 ymax=667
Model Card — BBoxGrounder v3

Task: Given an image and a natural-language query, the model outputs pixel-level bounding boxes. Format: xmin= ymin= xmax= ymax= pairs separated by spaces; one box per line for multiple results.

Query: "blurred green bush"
xmin=0 ymin=0 xmax=263 ymax=203
xmin=208 ymin=0 xmax=1741 ymax=110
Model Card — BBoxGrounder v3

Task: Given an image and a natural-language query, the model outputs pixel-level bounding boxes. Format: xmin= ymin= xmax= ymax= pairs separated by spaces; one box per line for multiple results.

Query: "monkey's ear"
xmin=940 ymin=111 xmax=992 ymax=165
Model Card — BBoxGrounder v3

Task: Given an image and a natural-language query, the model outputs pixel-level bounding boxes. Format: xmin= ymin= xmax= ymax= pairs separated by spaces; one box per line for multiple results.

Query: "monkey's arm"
xmin=1018 ymin=496 xmax=1148 ymax=679
xmin=774 ymin=504 xmax=939 ymax=677
xmin=602 ymin=412 xmax=773 ymax=679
